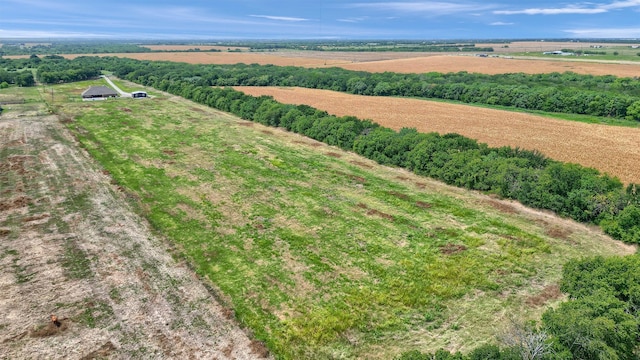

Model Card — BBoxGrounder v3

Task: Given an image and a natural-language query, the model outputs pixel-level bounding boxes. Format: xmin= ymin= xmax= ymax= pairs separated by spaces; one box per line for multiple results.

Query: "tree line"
xmin=108 ymin=60 xmax=640 ymax=120
xmin=0 ymin=42 xmax=153 ymax=56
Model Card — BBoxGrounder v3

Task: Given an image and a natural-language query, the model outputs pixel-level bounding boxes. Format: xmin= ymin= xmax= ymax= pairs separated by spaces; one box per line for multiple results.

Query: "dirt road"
xmin=0 ymin=110 xmax=266 ymax=358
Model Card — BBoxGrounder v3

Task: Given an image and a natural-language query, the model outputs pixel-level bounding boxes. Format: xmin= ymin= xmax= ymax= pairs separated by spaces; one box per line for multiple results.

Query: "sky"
xmin=2 ymin=0 xmax=640 ymax=40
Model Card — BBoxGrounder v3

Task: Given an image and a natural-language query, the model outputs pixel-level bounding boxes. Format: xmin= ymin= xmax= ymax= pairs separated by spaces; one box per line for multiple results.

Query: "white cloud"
xmin=495 ymin=0 xmax=640 ymax=15
xmin=0 ymin=29 xmax=110 ymax=39
xmin=565 ymin=27 xmax=640 ymax=38
xmin=494 ymin=7 xmax=606 ymax=15
xmin=249 ymin=15 xmax=309 ymax=22
xmin=337 ymin=16 xmax=369 ymax=23
xmin=490 ymin=21 xmax=513 ymax=25
xmin=348 ymin=2 xmax=496 ymax=16
xmin=602 ymin=0 xmax=640 ymax=9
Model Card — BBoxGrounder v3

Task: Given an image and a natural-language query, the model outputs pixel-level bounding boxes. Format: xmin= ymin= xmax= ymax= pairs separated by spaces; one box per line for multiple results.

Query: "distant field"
xmin=234 ymin=86 xmax=640 ymax=184
xmin=338 ymin=55 xmax=640 ymax=77
xmin=485 ymin=40 xmax=639 ymax=53
xmin=8 ymin=47 xmax=640 ymax=76
xmin=141 ymin=45 xmax=249 ymax=51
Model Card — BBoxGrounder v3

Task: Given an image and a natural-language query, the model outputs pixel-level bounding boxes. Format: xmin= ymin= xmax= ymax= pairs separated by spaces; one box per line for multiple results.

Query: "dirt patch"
xmin=261 ymin=130 xmax=274 ymax=135
xmin=0 ymin=196 xmax=32 ymax=211
xmin=350 ymin=160 xmax=372 ymax=168
xmin=416 ymin=201 xmax=432 ymax=209
xmin=120 ymin=107 xmax=132 ymax=113
xmin=486 ymin=199 xmax=518 ymax=214
xmin=336 ymin=170 xmax=366 ymax=184
xmin=236 ymin=121 xmax=254 ymax=127
xmin=357 ymin=203 xmax=394 ymax=221
xmin=386 ymin=190 xmax=409 ymax=200
xmin=325 ymin=152 xmax=342 ymax=158
xmin=0 ymin=115 xmax=265 ymax=359
xmin=250 ymin=340 xmax=270 ymax=358
xmin=29 ymin=317 xmax=70 ymax=338
xmin=545 ymin=225 xmax=573 ymax=241
xmin=80 ymin=341 xmax=117 ymax=360
xmin=234 ymin=86 xmax=640 ymax=184
xmin=525 ymin=285 xmax=562 ymax=307
xmin=439 ymin=243 xmax=468 ymax=255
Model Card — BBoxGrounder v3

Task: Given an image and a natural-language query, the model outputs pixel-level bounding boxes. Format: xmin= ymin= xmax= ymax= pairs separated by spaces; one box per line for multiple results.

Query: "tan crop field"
xmin=485 ymin=41 xmax=639 ymax=53
xmin=338 ymin=55 xmax=640 ymax=77
xmin=141 ymin=45 xmax=249 ymax=51
xmin=234 ymin=86 xmax=640 ymax=184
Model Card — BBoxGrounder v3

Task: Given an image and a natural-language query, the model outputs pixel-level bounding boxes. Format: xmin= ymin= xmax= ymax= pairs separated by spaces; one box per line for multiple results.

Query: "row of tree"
xmin=0 ymin=69 xmax=34 ymax=87
xmin=0 ymin=42 xmax=152 ymax=56
xmin=102 ymin=60 xmax=640 ymax=120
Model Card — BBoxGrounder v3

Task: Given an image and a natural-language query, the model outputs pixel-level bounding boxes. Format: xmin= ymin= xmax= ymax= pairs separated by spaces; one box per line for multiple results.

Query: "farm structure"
xmin=81 ymin=85 xmax=117 ymax=100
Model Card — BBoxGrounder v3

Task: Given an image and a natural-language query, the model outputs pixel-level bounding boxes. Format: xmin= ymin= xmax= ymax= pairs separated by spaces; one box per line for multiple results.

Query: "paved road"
xmin=100 ymin=75 xmax=131 ymax=97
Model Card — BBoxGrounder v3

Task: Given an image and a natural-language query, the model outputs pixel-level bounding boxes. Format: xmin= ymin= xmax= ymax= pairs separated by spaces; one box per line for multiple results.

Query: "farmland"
xmin=6 ymin=40 xmax=640 ymax=76
xmin=1 ymin=79 xmax=634 ymax=358
xmin=234 ymin=86 xmax=640 ymax=184
xmin=3 ymin=45 xmax=640 ymax=358
xmin=0 ymin=86 xmax=263 ymax=359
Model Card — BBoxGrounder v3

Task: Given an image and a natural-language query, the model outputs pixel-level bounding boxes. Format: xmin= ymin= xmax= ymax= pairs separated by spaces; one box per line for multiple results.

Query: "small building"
xmin=131 ymin=91 xmax=148 ymax=98
xmin=82 ymin=86 xmax=118 ymax=100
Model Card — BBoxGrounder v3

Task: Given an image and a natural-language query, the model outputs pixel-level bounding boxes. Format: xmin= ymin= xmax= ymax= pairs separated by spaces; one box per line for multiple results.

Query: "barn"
xmin=81 ymin=86 xmax=118 ymax=100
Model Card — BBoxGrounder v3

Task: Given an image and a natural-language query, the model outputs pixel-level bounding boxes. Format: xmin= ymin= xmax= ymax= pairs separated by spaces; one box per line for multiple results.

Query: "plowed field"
xmin=234 ymin=86 xmax=640 ymax=184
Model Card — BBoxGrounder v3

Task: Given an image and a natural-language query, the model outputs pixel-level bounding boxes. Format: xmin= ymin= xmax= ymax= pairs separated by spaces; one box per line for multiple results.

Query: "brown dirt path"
xmin=0 ymin=112 xmax=267 ymax=359
xmin=234 ymin=86 xmax=640 ymax=184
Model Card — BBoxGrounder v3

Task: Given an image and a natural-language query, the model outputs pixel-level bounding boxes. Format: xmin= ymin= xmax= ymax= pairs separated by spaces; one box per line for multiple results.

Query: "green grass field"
xmin=45 ymin=79 xmax=633 ymax=359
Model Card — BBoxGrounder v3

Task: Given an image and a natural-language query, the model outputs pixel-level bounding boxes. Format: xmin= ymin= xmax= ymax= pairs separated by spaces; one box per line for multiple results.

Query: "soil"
xmin=0 ymin=111 xmax=266 ymax=358
xmin=234 ymin=86 xmax=640 ymax=185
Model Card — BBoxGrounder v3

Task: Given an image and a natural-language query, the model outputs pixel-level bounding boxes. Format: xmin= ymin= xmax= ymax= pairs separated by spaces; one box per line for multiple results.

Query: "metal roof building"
xmin=81 ymin=86 xmax=118 ymax=99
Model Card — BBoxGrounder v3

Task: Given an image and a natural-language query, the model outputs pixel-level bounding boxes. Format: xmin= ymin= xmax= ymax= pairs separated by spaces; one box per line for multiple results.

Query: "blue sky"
xmin=2 ymin=0 xmax=640 ymax=40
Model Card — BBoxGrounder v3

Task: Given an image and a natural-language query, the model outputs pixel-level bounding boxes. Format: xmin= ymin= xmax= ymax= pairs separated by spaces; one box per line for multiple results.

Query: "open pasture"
xmin=234 ymin=86 xmax=640 ymax=184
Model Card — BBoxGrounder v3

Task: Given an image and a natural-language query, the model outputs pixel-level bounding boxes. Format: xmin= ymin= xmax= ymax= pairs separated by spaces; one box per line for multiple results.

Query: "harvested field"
xmin=142 ymin=45 xmax=248 ymax=51
xmin=485 ymin=41 xmax=637 ymax=54
xmin=339 ymin=55 xmax=640 ymax=77
xmin=234 ymin=86 xmax=640 ymax=184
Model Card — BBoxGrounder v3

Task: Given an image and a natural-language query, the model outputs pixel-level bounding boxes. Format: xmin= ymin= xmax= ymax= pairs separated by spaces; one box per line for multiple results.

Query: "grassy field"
xmin=48 ymin=79 xmax=634 ymax=359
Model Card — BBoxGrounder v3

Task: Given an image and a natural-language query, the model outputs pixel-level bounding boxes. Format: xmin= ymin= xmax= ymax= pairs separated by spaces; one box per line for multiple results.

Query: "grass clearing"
xmin=55 ymin=81 xmax=635 ymax=358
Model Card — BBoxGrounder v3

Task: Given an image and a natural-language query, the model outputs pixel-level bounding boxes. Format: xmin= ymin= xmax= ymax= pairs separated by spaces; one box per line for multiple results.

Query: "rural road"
xmin=100 ymin=75 xmax=131 ymax=97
